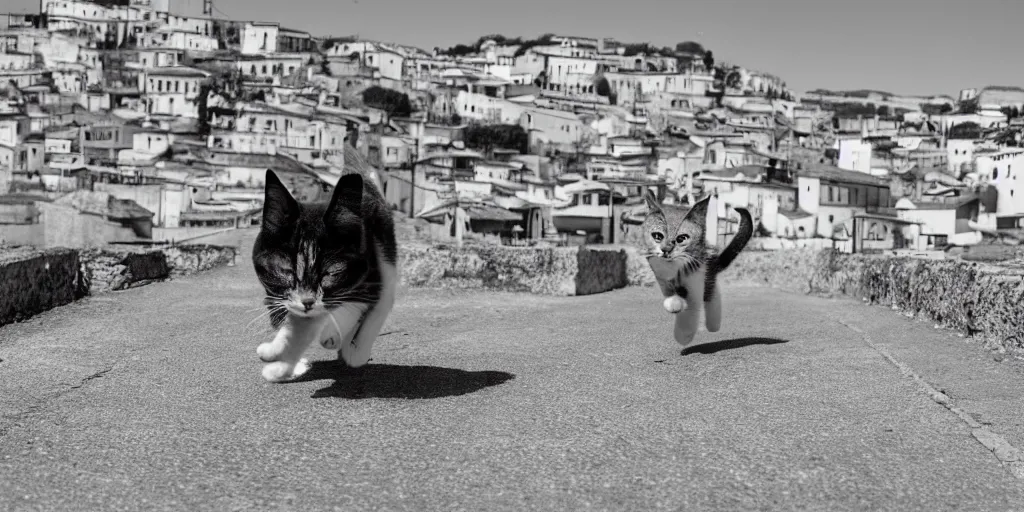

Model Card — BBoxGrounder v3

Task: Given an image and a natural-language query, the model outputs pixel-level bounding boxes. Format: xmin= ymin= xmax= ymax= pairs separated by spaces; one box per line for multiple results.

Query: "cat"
xmin=251 ymin=169 xmax=398 ymax=383
xmin=637 ymin=191 xmax=753 ymax=346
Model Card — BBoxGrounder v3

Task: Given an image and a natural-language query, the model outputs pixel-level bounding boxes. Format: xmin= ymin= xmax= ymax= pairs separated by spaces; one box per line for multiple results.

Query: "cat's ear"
xmin=326 ymin=172 xmax=364 ymax=218
xmin=643 ymin=189 xmax=662 ymax=214
xmin=683 ymin=195 xmax=711 ymax=225
xmin=262 ymin=170 xmax=299 ymax=234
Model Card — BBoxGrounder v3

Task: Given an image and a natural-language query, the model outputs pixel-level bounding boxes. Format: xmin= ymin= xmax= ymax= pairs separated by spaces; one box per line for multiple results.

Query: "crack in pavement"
xmin=0 ymin=365 xmax=115 ymax=439
xmin=838 ymin=320 xmax=1024 ymax=481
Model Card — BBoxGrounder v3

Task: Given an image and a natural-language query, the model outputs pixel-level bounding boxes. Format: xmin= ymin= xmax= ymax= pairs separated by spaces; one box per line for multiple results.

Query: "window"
xmin=582 ymin=194 xmax=593 ymax=205
xmin=838 ymin=187 xmax=849 ymax=204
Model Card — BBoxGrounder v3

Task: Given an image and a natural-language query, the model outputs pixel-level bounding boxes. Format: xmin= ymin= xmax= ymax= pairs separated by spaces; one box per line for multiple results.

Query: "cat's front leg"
xmin=341 ymin=263 xmax=398 ymax=368
xmin=259 ymin=314 xmax=326 ymax=383
xmin=704 ymin=284 xmax=723 ymax=333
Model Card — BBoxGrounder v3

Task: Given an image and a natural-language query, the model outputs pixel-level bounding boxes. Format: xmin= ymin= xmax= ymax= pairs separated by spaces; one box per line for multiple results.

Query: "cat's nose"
xmin=300 ymin=298 xmax=316 ymax=311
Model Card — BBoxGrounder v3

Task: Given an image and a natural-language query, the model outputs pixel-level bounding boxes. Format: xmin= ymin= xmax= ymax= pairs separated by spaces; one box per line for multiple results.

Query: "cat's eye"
xmin=675 ymin=234 xmax=690 ymax=244
xmin=651 ymin=232 xmax=664 ymax=242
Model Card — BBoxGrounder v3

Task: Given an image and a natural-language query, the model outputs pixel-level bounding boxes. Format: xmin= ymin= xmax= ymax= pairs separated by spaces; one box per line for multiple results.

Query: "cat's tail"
xmin=714 ymin=206 xmax=753 ymax=272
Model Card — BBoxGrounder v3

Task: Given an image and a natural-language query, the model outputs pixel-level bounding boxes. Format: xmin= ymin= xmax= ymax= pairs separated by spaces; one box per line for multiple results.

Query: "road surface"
xmin=1 ymin=229 xmax=1023 ymax=511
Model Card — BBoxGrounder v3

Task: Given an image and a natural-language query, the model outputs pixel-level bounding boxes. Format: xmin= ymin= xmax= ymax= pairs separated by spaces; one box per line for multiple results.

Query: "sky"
xmin=8 ymin=0 xmax=1024 ymax=97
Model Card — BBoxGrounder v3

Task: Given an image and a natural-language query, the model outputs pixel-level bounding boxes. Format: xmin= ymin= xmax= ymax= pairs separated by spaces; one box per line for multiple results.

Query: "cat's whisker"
xmin=244 ymin=303 xmax=287 ymax=330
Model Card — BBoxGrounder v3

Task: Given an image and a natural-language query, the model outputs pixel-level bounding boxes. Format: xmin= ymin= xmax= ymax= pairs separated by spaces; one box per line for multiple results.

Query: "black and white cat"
xmin=638 ymin=191 xmax=753 ymax=346
xmin=251 ymin=170 xmax=398 ymax=383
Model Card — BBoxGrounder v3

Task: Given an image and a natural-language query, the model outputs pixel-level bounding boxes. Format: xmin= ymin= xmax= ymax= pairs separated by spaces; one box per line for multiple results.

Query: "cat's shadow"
xmin=290 ymin=359 xmax=516 ymax=400
xmin=682 ymin=337 xmax=789 ymax=356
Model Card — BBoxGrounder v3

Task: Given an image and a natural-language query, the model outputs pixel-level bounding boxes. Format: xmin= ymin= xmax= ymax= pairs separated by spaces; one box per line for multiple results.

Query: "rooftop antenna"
xmin=203 ymin=0 xmax=213 ymax=16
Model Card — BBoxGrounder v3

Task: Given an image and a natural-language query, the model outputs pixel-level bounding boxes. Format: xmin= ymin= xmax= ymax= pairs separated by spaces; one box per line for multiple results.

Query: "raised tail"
xmin=714 ymin=206 xmax=753 ymax=272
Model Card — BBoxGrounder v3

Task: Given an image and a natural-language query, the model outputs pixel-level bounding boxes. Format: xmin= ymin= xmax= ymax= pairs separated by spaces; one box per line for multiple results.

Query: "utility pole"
xmin=408 ymin=145 xmax=417 ymax=219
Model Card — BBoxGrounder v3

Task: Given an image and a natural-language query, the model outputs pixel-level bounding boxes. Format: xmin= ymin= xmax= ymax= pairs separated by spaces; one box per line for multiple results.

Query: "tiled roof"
xmin=796 ymin=164 xmax=891 ymax=187
xmin=903 ymin=194 xmax=979 ymax=210
xmin=145 ymin=66 xmax=210 ymax=78
xmin=54 ymin=190 xmax=154 ymax=220
xmin=780 ymin=209 xmax=814 ymax=220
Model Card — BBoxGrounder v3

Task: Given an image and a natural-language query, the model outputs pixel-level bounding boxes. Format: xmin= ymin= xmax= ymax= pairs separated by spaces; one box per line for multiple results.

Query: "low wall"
xmin=626 ymin=246 xmax=1024 ymax=354
xmin=0 ymin=243 xmax=237 ymax=326
xmin=162 ymin=244 xmax=238 ymax=277
xmin=399 ymin=244 xmax=627 ymax=296
xmin=79 ymin=244 xmax=238 ymax=295
xmin=0 ymin=247 xmax=79 ymax=327
xmin=401 ymin=242 xmax=1024 ymax=354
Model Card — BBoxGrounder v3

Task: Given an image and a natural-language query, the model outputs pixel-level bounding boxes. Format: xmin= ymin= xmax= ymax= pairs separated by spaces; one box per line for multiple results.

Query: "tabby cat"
xmin=638 ymin=191 xmax=753 ymax=346
xmin=251 ymin=170 xmax=398 ymax=383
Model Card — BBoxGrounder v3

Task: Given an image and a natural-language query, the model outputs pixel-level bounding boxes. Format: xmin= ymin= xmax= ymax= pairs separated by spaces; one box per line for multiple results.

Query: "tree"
xmin=463 ymin=124 xmax=529 ymax=154
xmin=724 ymin=68 xmax=743 ymax=90
xmin=702 ymin=50 xmax=714 ymax=70
xmin=958 ymin=99 xmax=979 ymax=114
xmin=948 ymin=121 xmax=982 ymax=140
xmin=621 ymin=43 xmax=654 ymax=57
xmin=361 ymin=86 xmax=413 ymax=121
xmin=594 ymin=76 xmax=611 ymax=97
xmin=675 ymin=41 xmax=705 ymax=55
xmin=877 ymin=105 xmax=891 ymax=118
xmin=512 ymin=33 xmax=555 ymax=58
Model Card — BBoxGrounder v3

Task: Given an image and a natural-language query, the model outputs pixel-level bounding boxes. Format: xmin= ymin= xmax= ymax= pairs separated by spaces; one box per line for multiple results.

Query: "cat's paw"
xmin=261 ymin=361 xmax=306 ymax=383
xmin=256 ymin=342 xmax=283 ymax=362
xmin=338 ymin=347 xmax=372 ymax=369
xmin=292 ymin=358 xmax=311 ymax=379
xmin=663 ymin=295 xmax=687 ymax=314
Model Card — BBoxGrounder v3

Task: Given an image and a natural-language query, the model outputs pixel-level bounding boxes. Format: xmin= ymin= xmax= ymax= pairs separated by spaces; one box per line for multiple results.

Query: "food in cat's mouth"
xmin=663 ymin=295 xmax=686 ymax=314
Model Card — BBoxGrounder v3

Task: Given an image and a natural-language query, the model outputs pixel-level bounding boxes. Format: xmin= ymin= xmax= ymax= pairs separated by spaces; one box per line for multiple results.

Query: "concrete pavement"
xmin=2 ymin=230 xmax=1024 ymax=511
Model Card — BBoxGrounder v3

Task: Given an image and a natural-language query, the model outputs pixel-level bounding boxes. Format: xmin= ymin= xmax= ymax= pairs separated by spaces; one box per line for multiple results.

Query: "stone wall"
xmin=576 ymin=247 xmax=629 ymax=296
xmin=399 ymin=243 xmax=625 ymax=296
xmin=410 ymin=242 xmax=1023 ymax=354
xmin=0 ymin=243 xmax=237 ymax=326
xmin=162 ymin=244 xmax=238 ymax=277
xmin=633 ymin=247 xmax=1023 ymax=354
xmin=79 ymin=244 xmax=238 ymax=295
xmin=0 ymin=247 xmax=79 ymax=327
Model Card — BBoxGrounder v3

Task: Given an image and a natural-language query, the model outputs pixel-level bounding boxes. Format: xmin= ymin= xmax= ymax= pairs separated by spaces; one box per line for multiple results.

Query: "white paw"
xmin=262 ymin=361 xmax=306 ymax=383
xmin=256 ymin=342 xmax=283 ymax=362
xmin=339 ymin=345 xmax=371 ymax=369
xmin=293 ymin=358 xmax=311 ymax=379
xmin=663 ymin=295 xmax=687 ymax=314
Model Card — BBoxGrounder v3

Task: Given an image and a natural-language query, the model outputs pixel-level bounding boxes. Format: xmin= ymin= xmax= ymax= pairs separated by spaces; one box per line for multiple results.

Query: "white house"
xmin=241 ymin=22 xmax=279 ymax=55
xmin=974 ymin=149 xmax=1024 ymax=217
xmin=142 ymin=66 xmax=210 ymax=118
xmin=946 ymin=139 xmax=974 ymax=174
xmin=837 ymin=138 xmax=872 ymax=174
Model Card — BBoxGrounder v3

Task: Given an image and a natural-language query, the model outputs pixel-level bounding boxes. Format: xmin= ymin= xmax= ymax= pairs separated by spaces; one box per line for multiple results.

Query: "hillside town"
xmin=1 ymin=0 xmax=1023 ymax=255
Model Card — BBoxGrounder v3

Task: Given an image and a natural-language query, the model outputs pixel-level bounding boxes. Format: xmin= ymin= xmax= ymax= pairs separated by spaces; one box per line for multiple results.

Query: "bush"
xmin=463 ymin=124 xmax=529 ymax=153
xmin=361 ymin=86 xmax=412 ymax=117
